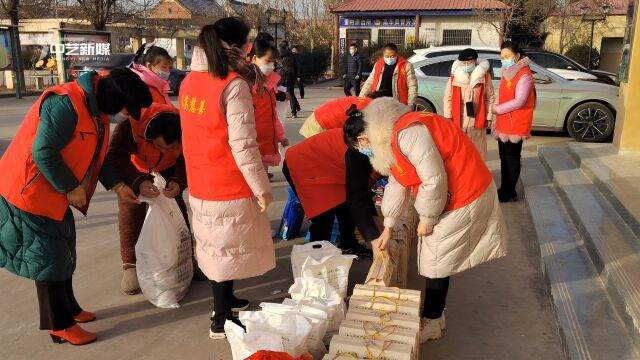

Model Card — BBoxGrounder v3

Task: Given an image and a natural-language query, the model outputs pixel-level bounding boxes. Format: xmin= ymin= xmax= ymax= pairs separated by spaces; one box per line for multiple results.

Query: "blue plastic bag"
xmin=278 ymin=188 xmax=305 ymax=240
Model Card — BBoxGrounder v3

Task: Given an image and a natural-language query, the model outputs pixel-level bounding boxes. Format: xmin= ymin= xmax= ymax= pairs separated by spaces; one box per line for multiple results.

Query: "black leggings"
xmin=210 ymin=280 xmax=234 ymax=329
xmin=498 ymin=140 xmax=523 ymax=198
xmin=422 ymin=277 xmax=450 ymax=319
xmin=282 ymin=161 xmax=357 ymax=250
xmin=35 ymin=277 xmax=82 ymax=331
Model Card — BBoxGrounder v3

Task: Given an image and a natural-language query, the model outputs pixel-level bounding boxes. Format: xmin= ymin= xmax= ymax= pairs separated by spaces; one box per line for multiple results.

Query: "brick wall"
xmin=149 ymin=0 xmax=192 ymax=19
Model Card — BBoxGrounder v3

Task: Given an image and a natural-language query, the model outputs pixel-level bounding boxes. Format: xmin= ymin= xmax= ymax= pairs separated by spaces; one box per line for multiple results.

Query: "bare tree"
xmin=72 ymin=0 xmax=159 ymax=31
xmin=475 ymin=0 xmax=556 ymax=45
xmin=0 ymin=0 xmax=51 ymax=91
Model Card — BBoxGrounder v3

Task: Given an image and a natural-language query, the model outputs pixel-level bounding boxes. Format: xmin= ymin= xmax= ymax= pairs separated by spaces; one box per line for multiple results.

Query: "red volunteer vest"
xmin=129 ymin=103 xmax=182 ymax=173
xmin=372 ymin=56 xmax=409 ymax=105
xmin=496 ymin=66 xmax=535 ymax=136
xmin=314 ymin=96 xmax=372 ymax=130
xmin=285 ymin=128 xmax=347 ymax=219
xmin=179 ymin=71 xmax=254 ymax=201
xmin=450 ymin=73 xmax=489 ymax=129
xmin=0 ymin=79 xmax=110 ymax=221
xmin=390 ymin=112 xmax=493 ymax=211
xmin=253 ymin=87 xmax=279 ymax=156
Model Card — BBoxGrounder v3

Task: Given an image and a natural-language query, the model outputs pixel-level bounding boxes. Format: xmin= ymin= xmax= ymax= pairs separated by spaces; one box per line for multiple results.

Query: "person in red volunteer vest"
xmin=0 ymin=69 xmax=150 ymax=345
xmin=106 ymin=103 xmax=193 ymax=295
xmin=130 ymin=44 xmax=173 ymax=105
xmin=490 ymin=41 xmax=536 ymax=203
xmin=180 ymin=18 xmax=275 ymax=340
xmin=249 ymin=39 xmax=290 ymax=180
xmin=443 ymin=48 xmax=495 ymax=158
xmin=282 ymin=128 xmax=375 ymax=258
xmin=298 ymin=90 xmax=389 ymax=138
xmin=360 ymin=43 xmax=418 ymax=108
xmin=360 ymin=97 xmax=508 ymax=343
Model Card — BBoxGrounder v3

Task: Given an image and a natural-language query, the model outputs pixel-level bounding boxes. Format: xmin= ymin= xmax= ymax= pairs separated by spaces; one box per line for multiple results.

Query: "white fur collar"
xmin=451 ymin=59 xmax=490 ymax=87
xmin=362 ymin=98 xmax=411 ymax=176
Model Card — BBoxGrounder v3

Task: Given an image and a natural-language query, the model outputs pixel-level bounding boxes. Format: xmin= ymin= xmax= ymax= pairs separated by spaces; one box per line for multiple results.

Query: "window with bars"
xmin=441 ymin=29 xmax=472 ymax=46
xmin=377 ymin=29 xmax=406 ymax=47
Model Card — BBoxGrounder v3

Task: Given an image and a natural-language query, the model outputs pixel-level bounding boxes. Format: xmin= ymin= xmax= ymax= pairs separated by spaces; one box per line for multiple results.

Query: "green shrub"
xmin=565 ymin=45 xmax=600 ymax=69
xmin=298 ymin=45 xmax=331 ymax=81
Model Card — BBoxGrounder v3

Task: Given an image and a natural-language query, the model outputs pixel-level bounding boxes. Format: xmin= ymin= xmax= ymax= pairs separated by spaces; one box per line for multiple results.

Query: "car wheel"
xmin=415 ymin=98 xmax=436 ymax=113
xmin=566 ymin=102 xmax=615 ymax=143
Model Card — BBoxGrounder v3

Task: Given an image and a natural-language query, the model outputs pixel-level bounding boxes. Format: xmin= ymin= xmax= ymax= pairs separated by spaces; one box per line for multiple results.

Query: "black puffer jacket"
xmin=278 ymin=48 xmax=298 ymax=84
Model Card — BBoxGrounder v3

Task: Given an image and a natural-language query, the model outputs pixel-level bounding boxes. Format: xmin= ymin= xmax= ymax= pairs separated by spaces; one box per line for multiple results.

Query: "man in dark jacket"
xmin=344 ymin=43 xmax=363 ymax=96
xmin=278 ymin=42 xmax=301 ymax=118
xmin=291 ymin=45 xmax=304 ymax=99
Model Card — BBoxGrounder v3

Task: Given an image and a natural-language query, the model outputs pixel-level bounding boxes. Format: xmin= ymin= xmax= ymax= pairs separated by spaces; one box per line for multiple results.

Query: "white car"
xmin=410 ymin=46 xmax=618 ymax=85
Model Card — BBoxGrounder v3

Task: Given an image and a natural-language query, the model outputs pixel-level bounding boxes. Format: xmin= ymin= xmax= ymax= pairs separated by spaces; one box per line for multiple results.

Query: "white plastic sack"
xmin=239 ymin=310 xmax=313 ymax=357
xmin=291 ymin=241 xmax=342 ymax=280
xmin=136 ymin=174 xmax=193 ymax=308
xmin=288 ymin=276 xmax=341 ymax=301
xmin=225 ymin=320 xmax=285 ymax=360
xmin=301 ymin=254 xmax=357 ymax=299
xmin=287 ymin=277 xmax=346 ymax=340
xmin=276 ymin=85 xmax=289 ymax=127
xmin=261 ymin=302 xmax=329 ymax=359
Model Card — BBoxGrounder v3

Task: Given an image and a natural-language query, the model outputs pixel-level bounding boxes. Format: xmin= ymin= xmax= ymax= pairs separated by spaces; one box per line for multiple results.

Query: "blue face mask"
xmin=155 ymin=70 xmax=170 ymax=81
xmin=109 ymin=112 xmax=128 ymax=124
xmin=384 ymin=57 xmax=397 ymax=66
xmin=502 ymin=59 xmax=516 ymax=69
xmin=359 ymin=147 xmax=374 ymax=158
xmin=462 ymin=64 xmax=476 ymax=73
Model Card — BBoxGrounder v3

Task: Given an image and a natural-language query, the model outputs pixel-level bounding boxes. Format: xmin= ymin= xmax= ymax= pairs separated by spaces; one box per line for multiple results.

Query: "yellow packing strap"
xmin=367 ymin=295 xmax=409 ymax=313
xmin=372 ymin=285 xmax=405 ymax=301
xmin=332 ymin=352 xmax=359 ymax=360
xmin=364 ymin=338 xmax=391 ymax=360
xmin=362 ymin=321 xmax=398 ymax=340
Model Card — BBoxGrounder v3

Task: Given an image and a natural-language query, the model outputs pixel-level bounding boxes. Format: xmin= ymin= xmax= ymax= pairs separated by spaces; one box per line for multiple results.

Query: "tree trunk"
xmin=9 ymin=14 xmax=26 ymax=92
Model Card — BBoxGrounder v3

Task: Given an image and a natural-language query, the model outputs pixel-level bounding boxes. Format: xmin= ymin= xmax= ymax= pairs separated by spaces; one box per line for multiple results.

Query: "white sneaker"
xmin=209 ymin=328 xmax=226 ymax=339
xmin=420 ymin=317 xmax=443 ymax=343
xmin=440 ymin=313 xmax=446 ymax=331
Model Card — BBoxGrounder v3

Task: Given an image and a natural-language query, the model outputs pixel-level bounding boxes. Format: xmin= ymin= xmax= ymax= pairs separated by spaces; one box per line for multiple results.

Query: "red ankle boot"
xmin=49 ymin=324 xmax=97 ymax=345
xmin=74 ymin=311 xmax=96 ymax=323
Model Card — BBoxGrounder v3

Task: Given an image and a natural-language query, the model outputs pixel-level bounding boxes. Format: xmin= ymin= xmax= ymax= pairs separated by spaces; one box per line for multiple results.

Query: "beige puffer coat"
xmin=363 ymin=98 xmax=508 ymax=279
xmin=359 ymin=61 xmax=418 ymax=108
xmin=443 ymin=59 xmax=495 ymax=159
xmin=188 ymin=47 xmax=275 ymax=282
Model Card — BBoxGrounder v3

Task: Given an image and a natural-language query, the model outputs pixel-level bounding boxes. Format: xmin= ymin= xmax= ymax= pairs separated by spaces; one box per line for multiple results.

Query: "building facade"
xmin=331 ymin=0 xmax=505 ymax=73
xmin=543 ymin=0 xmax=629 ymax=73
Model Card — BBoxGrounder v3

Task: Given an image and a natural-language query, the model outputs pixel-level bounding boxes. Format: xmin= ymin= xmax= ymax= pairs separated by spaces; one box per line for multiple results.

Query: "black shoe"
xmin=343 ymin=244 xmax=373 ymax=259
xmin=209 ymin=316 xmax=245 ymax=339
xmin=231 ymin=297 xmax=250 ymax=312
xmin=292 ymin=112 xmax=298 ymax=118
xmin=498 ymin=188 xmax=517 ymax=203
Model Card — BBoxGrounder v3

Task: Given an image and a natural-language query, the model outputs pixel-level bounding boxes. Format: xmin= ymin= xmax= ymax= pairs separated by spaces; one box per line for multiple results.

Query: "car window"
xmin=530 ymin=52 xmax=574 ymax=69
xmin=420 ymin=60 xmax=454 ymax=77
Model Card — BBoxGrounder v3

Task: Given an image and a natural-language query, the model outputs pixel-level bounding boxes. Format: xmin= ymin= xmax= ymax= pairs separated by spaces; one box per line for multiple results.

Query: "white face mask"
xmin=259 ymin=62 xmax=275 ymax=75
xmin=349 ymin=49 xmax=356 ymax=56
xmin=384 ymin=57 xmax=397 ymax=66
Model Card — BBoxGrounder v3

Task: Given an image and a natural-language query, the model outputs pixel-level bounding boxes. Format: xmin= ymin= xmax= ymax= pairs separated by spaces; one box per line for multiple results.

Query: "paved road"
xmin=0 ymin=84 xmax=567 ymax=359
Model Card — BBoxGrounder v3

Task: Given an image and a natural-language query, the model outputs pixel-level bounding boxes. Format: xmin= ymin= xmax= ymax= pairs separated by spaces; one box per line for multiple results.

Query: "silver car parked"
xmin=411 ymin=54 xmax=619 ymax=142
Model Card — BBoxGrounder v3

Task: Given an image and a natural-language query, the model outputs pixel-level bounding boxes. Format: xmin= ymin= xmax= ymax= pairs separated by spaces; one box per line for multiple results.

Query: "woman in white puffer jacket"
xmin=358 ymin=97 xmax=508 ymax=343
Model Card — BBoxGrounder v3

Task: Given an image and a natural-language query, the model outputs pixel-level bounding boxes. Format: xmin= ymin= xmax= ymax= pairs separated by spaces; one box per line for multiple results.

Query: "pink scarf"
xmin=130 ymin=63 xmax=171 ymax=104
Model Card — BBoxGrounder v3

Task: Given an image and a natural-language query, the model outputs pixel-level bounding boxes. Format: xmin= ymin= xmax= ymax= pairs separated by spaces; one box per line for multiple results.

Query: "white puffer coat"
xmin=363 ymin=98 xmax=508 ymax=278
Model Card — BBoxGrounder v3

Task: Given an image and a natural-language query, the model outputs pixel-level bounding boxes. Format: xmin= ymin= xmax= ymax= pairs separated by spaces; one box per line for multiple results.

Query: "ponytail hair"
xmin=198 ymin=24 xmax=229 ymax=78
xmin=133 ymin=43 xmax=172 ymax=67
xmin=197 ymin=17 xmax=263 ymax=91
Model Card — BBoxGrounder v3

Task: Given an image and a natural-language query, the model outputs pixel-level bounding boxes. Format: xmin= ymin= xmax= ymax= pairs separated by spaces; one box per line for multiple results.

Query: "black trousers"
xmin=210 ymin=279 xmax=234 ymax=329
xmin=344 ymin=77 xmax=360 ymax=97
xmin=285 ymin=82 xmax=300 ymax=115
xmin=35 ymin=277 xmax=82 ymax=331
xmin=282 ymin=161 xmax=357 ymax=250
xmin=498 ymin=140 xmax=523 ymax=198
xmin=422 ymin=277 xmax=450 ymax=319
xmin=297 ymin=78 xmax=305 ymax=99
